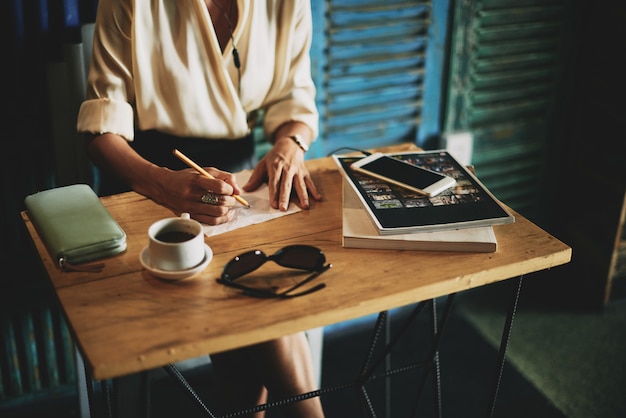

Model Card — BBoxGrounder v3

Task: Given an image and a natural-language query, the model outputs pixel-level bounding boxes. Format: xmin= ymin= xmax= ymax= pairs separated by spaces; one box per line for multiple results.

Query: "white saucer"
xmin=140 ymin=244 xmax=212 ymax=281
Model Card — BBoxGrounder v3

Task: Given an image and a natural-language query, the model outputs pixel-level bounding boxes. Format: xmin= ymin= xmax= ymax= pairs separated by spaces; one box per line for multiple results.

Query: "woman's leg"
xmin=211 ymin=332 xmax=324 ymax=418
xmin=253 ymin=332 xmax=325 ymax=417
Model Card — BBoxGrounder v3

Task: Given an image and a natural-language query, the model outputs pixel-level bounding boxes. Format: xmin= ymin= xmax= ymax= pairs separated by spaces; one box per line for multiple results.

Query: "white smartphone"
xmin=351 ymin=153 xmax=456 ymax=196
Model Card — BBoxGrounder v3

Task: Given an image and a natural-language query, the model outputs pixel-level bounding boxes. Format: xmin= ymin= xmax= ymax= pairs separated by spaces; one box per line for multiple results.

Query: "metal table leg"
xmin=487 ymin=275 xmax=524 ymax=417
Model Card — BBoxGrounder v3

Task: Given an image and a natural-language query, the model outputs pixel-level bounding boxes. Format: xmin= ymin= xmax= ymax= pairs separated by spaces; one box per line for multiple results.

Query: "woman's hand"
xmin=243 ymin=135 xmax=322 ymax=211
xmin=154 ymin=167 xmax=245 ymax=226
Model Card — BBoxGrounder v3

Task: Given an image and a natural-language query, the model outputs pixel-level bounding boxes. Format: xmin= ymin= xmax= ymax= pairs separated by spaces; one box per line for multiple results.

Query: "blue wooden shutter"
xmin=309 ymin=0 xmax=445 ymax=158
xmin=444 ymin=0 xmax=573 ymax=220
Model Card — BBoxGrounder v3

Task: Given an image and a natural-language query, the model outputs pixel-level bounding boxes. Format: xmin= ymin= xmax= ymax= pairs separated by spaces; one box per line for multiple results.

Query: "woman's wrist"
xmin=273 ymin=122 xmax=313 ymax=153
xmin=287 ymin=134 xmax=309 ymax=152
xmin=274 ymin=134 xmax=309 ymax=154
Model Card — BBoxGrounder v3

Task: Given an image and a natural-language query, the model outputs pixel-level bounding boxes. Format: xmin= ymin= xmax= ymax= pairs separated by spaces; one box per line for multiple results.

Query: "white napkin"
xmin=202 ymin=170 xmax=302 ymax=237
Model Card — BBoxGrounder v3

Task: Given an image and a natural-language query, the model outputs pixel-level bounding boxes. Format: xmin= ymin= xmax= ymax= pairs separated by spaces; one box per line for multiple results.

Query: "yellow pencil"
xmin=173 ymin=149 xmax=251 ymax=208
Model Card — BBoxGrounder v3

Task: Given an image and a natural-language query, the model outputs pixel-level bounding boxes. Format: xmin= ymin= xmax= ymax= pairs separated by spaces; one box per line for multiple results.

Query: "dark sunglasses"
xmin=216 ymin=245 xmax=331 ymax=298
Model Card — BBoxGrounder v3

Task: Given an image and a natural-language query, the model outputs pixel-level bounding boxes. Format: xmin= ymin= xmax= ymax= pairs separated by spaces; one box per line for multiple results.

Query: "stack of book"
xmin=334 ymin=150 xmax=515 ymax=253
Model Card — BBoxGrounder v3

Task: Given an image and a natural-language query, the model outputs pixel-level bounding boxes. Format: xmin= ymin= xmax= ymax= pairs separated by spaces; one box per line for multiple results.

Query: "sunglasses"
xmin=216 ymin=245 xmax=331 ymax=298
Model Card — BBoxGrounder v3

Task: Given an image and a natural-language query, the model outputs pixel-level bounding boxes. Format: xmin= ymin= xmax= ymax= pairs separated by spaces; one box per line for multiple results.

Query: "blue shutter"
xmin=310 ymin=0 xmax=447 ymax=158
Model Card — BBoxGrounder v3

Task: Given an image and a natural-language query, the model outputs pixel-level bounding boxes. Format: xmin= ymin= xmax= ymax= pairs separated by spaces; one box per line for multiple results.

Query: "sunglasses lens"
xmin=273 ymin=245 xmax=325 ymax=270
xmin=222 ymin=250 xmax=267 ymax=280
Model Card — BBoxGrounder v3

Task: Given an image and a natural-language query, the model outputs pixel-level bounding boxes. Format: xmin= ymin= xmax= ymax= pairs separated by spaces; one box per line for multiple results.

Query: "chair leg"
xmin=75 ymin=347 xmax=91 ymax=418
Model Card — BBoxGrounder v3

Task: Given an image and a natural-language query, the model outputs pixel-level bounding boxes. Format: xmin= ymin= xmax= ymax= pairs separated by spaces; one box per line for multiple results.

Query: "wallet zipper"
xmin=59 ymin=256 xmax=105 ymax=273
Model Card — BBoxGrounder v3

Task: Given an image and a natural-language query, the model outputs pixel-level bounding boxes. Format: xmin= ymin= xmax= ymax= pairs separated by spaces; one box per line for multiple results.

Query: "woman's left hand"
xmin=243 ymin=133 xmax=322 ymax=211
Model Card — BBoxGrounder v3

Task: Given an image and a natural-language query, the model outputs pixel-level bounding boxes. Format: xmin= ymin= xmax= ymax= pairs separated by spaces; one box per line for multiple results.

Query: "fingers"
xmin=276 ymin=170 xmax=294 ymax=211
xmin=189 ymin=193 xmax=239 ymax=225
xmin=305 ymin=175 xmax=323 ymax=201
xmin=293 ymin=173 xmax=323 ymax=209
xmin=163 ymin=169 xmax=242 ymax=225
xmin=270 ymin=166 xmax=321 ymax=211
xmin=206 ymin=167 xmax=244 ymax=196
xmin=193 ymin=211 xmax=233 ymax=226
xmin=242 ymin=164 xmax=267 ymax=192
xmin=288 ymin=171 xmax=323 ymax=210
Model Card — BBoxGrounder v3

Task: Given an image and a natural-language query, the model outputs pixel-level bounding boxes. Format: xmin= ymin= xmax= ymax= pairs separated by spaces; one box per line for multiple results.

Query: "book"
xmin=342 ymin=180 xmax=497 ymax=252
xmin=334 ymin=150 xmax=514 ymax=235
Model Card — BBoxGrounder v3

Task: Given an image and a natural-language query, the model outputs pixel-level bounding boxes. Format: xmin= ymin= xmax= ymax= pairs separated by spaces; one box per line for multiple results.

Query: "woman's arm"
xmin=86 ymin=133 xmax=243 ymax=225
xmin=244 ymin=0 xmax=322 ymax=211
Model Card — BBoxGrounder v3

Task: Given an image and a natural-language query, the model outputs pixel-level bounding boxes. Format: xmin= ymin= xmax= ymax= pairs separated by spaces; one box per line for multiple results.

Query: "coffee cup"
xmin=148 ymin=213 xmax=205 ymax=271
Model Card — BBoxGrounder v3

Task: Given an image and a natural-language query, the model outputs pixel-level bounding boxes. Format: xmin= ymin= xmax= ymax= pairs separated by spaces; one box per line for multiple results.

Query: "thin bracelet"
xmin=288 ymin=134 xmax=309 ymax=152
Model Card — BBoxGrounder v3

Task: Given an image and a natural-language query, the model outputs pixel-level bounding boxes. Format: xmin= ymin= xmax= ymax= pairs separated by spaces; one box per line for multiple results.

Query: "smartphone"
xmin=351 ymin=153 xmax=456 ymax=196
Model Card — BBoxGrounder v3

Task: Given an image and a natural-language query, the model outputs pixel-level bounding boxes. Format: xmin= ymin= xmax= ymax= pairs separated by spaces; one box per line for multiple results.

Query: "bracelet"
xmin=288 ymin=134 xmax=309 ymax=152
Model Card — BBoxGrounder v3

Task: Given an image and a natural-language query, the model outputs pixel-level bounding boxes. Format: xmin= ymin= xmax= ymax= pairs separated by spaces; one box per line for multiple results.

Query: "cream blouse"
xmin=76 ymin=0 xmax=318 ymax=142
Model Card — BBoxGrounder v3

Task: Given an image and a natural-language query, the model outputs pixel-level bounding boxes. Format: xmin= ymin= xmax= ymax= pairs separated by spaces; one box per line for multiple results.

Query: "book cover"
xmin=342 ymin=180 xmax=497 ymax=252
xmin=334 ymin=150 xmax=514 ymax=235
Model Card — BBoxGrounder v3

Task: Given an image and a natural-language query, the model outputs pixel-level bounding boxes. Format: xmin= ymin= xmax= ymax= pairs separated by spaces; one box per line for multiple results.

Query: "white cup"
xmin=148 ymin=213 xmax=205 ymax=271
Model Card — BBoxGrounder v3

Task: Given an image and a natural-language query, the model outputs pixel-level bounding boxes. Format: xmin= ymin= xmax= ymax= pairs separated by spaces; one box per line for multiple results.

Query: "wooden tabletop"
xmin=21 ymin=144 xmax=571 ymax=380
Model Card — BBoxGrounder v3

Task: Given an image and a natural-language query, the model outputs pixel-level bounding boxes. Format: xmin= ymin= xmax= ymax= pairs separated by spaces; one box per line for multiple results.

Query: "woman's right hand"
xmin=152 ymin=166 xmax=244 ymax=226
xmin=85 ymin=133 xmax=243 ymax=225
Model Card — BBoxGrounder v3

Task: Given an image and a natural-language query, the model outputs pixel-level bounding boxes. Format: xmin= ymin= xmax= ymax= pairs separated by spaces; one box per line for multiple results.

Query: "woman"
xmin=77 ymin=0 xmax=325 ymax=416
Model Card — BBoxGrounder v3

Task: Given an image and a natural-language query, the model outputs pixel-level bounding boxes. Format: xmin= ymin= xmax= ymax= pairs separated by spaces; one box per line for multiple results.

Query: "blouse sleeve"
xmin=76 ymin=0 xmax=136 ymax=141
xmin=262 ymin=0 xmax=319 ymax=141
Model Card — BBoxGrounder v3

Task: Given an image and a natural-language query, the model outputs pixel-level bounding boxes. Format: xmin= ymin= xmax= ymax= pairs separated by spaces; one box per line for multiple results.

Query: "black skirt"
xmin=96 ymin=130 xmax=256 ymax=196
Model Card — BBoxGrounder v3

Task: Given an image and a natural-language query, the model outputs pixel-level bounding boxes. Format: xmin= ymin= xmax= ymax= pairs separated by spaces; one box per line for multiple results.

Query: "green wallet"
xmin=24 ymin=184 xmax=127 ymax=270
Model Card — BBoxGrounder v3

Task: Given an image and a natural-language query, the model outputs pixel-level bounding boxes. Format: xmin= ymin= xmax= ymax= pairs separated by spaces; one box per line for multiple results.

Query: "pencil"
xmin=172 ymin=149 xmax=251 ymax=208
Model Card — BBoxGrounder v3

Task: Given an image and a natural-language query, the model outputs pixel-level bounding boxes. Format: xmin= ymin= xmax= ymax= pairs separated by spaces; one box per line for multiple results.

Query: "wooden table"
xmin=21 ymin=144 xmax=571 ymax=415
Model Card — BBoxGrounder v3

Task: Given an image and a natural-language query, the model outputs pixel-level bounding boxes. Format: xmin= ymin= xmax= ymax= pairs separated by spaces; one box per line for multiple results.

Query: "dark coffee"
xmin=156 ymin=230 xmax=196 ymax=243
